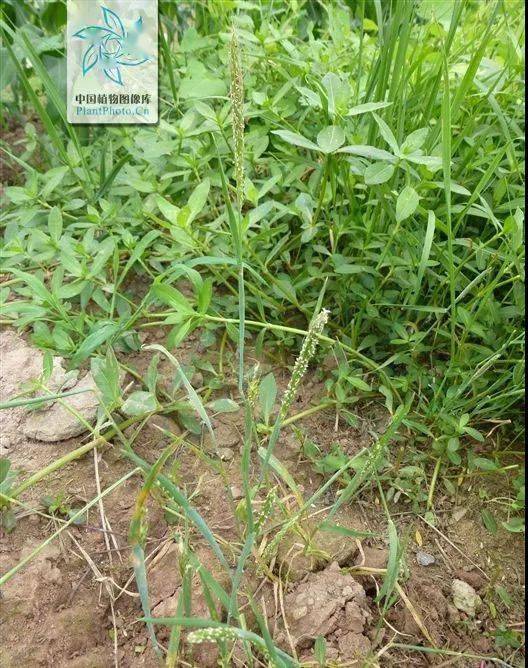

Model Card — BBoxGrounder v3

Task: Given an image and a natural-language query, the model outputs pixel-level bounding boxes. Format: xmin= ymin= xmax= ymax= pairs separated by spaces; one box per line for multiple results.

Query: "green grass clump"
xmin=2 ymin=2 xmax=524 ymax=452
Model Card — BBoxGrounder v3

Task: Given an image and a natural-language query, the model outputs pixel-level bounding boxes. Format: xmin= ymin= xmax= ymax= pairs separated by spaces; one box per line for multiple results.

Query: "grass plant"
xmin=0 ymin=1 xmax=525 ymax=665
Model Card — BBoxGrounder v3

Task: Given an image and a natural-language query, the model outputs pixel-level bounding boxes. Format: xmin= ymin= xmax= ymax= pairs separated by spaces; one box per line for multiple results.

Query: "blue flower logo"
xmin=73 ymin=6 xmax=149 ymax=86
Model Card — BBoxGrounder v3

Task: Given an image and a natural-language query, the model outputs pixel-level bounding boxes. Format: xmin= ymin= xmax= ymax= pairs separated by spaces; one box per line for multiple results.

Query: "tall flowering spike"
xmin=279 ymin=309 xmax=330 ymax=421
xmin=229 ymin=27 xmax=245 ymax=209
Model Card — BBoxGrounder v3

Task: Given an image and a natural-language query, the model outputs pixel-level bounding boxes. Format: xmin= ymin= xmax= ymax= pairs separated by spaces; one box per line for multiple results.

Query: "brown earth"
xmin=0 ymin=329 xmax=525 ymax=667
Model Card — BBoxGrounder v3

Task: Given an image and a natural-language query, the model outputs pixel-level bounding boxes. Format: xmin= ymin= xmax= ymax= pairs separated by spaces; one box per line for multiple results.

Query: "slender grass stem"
xmin=441 ymin=52 xmax=457 ymax=361
xmin=427 ymin=457 xmax=443 ymax=510
xmin=146 ymin=312 xmax=398 ymax=395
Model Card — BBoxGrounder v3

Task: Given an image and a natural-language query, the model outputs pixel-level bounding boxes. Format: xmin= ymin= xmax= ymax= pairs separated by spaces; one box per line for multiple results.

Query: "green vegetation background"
xmin=0 ymin=0 xmax=525 ymax=521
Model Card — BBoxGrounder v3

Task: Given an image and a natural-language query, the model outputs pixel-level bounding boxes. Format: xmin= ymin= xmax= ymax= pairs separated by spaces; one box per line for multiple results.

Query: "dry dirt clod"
xmin=191 ymin=371 xmax=204 ymax=387
xmin=453 ymin=568 xmax=485 ymax=591
xmin=230 ymin=484 xmax=244 ymax=499
xmin=447 ymin=603 xmax=461 ymax=623
xmin=216 ymin=422 xmax=241 ymax=448
xmin=275 ymin=519 xmax=364 ymax=582
xmin=279 ymin=433 xmax=301 ymax=461
xmin=355 ymin=545 xmax=389 ymax=570
xmin=217 ymin=447 xmax=234 ymax=461
xmin=0 ymin=331 xmax=103 ymax=443
xmin=148 ymin=543 xmax=230 ymax=668
xmin=387 ymin=579 xmax=449 ymax=646
xmin=148 ymin=544 xmax=181 ymax=613
xmin=281 ymin=561 xmax=372 ymax=663
xmin=450 ymin=507 xmax=469 ymax=524
xmin=49 ymin=603 xmax=104 ymax=654
xmin=45 ymin=356 xmax=79 ymax=392
xmin=452 ymin=578 xmax=482 ymax=617
xmin=144 ymin=414 xmax=182 ymax=447
xmin=23 ymin=371 xmax=100 ymax=442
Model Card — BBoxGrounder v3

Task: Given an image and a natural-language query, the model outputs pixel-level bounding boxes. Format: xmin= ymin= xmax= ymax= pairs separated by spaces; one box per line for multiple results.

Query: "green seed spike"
xmin=279 ymin=309 xmax=330 ymax=421
xmin=229 ymin=26 xmax=245 ymax=211
xmin=188 ymin=627 xmax=239 ymax=644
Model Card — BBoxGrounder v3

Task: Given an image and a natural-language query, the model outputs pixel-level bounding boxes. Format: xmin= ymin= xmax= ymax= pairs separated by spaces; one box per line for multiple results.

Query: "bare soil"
xmin=0 ymin=329 xmax=524 ymax=667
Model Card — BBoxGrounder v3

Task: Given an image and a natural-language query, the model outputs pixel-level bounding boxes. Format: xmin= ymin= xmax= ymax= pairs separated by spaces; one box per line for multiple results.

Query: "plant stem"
xmin=146 ymin=311 xmax=398 ymax=396
xmin=427 ymin=457 xmax=442 ymax=510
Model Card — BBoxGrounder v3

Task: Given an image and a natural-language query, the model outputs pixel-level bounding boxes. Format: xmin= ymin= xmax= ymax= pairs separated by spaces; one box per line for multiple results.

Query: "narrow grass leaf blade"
xmin=0 ymin=387 xmax=91 ymax=410
xmin=123 ymin=448 xmax=229 ymax=572
xmin=143 ymin=344 xmax=215 ymax=444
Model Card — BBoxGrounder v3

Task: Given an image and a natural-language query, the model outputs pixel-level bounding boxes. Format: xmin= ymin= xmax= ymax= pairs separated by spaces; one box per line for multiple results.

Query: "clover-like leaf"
xmin=401 ymin=127 xmax=429 ymax=154
xmin=272 ymin=130 xmax=319 ymax=152
xmin=322 ymin=72 xmax=349 ymax=116
xmin=337 ymin=144 xmax=397 ymax=162
xmin=396 ymin=186 xmax=420 ymax=222
xmin=316 ymin=125 xmax=345 ymax=154
xmin=404 ymin=154 xmax=443 ymax=171
xmin=102 ymin=6 xmax=125 ymax=36
xmin=347 ymin=101 xmax=392 ymax=116
xmin=372 ymin=113 xmax=399 ymax=154
xmin=364 ymin=162 xmax=395 ymax=185
xmin=122 ymin=391 xmax=157 ymax=416
xmin=82 ymin=44 xmax=98 ymax=75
